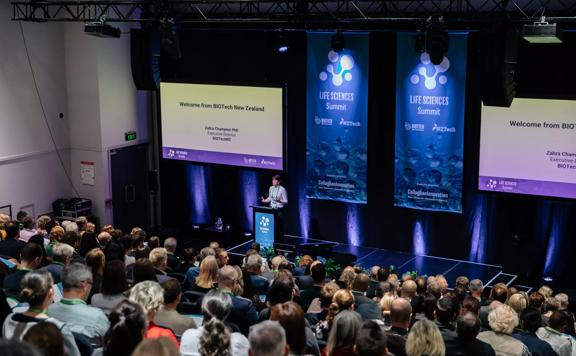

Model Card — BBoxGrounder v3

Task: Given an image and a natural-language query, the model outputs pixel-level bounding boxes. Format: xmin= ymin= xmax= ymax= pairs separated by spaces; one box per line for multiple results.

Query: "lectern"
xmin=251 ymin=206 xmax=282 ymax=249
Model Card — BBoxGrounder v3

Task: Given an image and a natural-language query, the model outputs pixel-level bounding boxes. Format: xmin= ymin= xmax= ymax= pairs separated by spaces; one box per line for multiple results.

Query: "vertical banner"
xmin=306 ymin=32 xmax=369 ymax=204
xmin=394 ymin=32 xmax=468 ymax=213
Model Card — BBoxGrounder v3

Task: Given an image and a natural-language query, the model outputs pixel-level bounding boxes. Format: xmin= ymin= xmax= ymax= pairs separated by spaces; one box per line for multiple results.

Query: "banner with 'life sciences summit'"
xmin=394 ymin=32 xmax=468 ymax=213
xmin=306 ymin=32 xmax=369 ymax=204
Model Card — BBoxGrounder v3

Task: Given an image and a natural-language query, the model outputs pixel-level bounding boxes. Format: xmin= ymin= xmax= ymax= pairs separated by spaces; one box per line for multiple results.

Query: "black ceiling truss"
xmin=11 ymin=1 xmax=576 ymax=27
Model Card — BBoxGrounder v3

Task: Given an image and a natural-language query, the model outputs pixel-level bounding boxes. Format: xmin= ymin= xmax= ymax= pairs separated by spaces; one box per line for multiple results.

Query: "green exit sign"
xmin=125 ymin=131 xmax=137 ymax=141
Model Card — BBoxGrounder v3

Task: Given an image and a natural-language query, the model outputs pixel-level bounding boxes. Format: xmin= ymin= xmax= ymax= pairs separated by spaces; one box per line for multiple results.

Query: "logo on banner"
xmin=432 ymin=123 xmax=456 ymax=133
xmin=314 ymin=116 xmax=333 ymax=126
xmin=259 ymin=216 xmax=270 ymax=227
xmin=319 ymin=50 xmax=355 ymax=87
xmin=410 ymin=53 xmax=450 ymax=90
xmin=404 ymin=122 xmax=425 ymax=132
xmin=486 ymin=179 xmax=498 ymax=189
xmin=339 ymin=118 xmax=361 ymax=127
xmin=167 ymin=149 xmax=175 ymax=158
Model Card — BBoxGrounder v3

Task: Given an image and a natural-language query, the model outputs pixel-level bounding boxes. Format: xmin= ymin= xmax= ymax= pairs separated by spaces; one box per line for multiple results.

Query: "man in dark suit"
xmin=435 ymin=295 xmax=460 ymax=347
xmin=218 ymin=265 xmax=258 ymax=336
xmin=512 ymin=308 xmax=557 ymax=356
xmin=149 ymin=247 xmax=175 ymax=284
xmin=445 ymin=312 xmax=496 ymax=356
xmin=385 ymin=298 xmax=412 ymax=356
xmin=352 ymin=273 xmax=382 ymax=321
xmin=299 ymin=263 xmax=325 ymax=310
xmin=164 ymin=237 xmax=181 ymax=272
xmin=0 ymin=221 xmax=25 ymax=260
xmin=246 ymin=254 xmax=269 ymax=296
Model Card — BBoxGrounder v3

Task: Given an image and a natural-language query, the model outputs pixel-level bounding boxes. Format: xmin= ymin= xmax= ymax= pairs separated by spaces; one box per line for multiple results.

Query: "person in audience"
xmin=149 ymin=247 xmax=173 ymax=284
xmin=434 ymin=295 xmax=458 ymax=345
xmin=147 ymin=236 xmax=160 ymax=250
xmin=60 ymin=232 xmax=84 ymax=264
xmin=155 ymin=279 xmax=197 ymax=337
xmin=297 ymin=259 xmax=320 ymax=290
xmin=91 ymin=260 xmax=129 ymax=314
xmin=216 ymin=248 xmax=230 ymax=269
xmin=46 ymin=226 xmax=65 ymax=257
xmin=209 ymin=241 xmax=220 ymax=250
xmin=258 ymin=274 xmax=296 ymax=322
xmin=400 ymin=279 xmax=417 ymax=301
xmin=351 ymin=273 xmax=381 ymax=320
xmin=79 ymin=232 xmax=99 ymax=257
xmin=406 ymin=319 xmax=446 ymax=356
xmin=180 ymin=290 xmax=249 ymax=356
xmin=536 ymin=310 xmax=575 ymax=356
xmin=542 ymin=297 xmax=560 ymax=326
xmin=354 ymin=320 xmax=389 ymax=356
xmin=178 ymin=247 xmax=197 ymax=274
xmin=300 ymin=262 xmax=326 ymax=310
xmin=469 ymin=279 xmax=484 ymax=303
xmin=0 ymin=339 xmax=43 ymax=356
xmin=190 ymin=254 xmax=218 ymax=293
xmin=538 ymin=286 xmax=553 ymax=299
xmin=379 ymin=292 xmax=397 ymax=325
xmin=232 ymin=265 xmax=245 ymax=296
xmin=3 ymin=243 xmax=44 ymax=296
xmin=555 ymin=293 xmax=575 ymax=336
xmin=218 ymin=265 xmax=258 ymax=335
xmin=271 ymin=301 xmax=320 ymax=356
xmin=322 ymin=310 xmax=362 ymax=356
xmin=34 ymin=216 xmax=51 ymax=237
xmin=246 ymin=254 xmax=269 ymax=295
xmin=132 ymin=337 xmax=179 ymax=356
xmin=75 ymin=217 xmax=88 ymax=233
xmin=529 ymin=292 xmax=546 ymax=313
xmin=23 ymin=321 xmax=65 ymax=356
xmin=164 ymin=237 xmax=181 ymax=271
xmin=444 ymin=312 xmax=495 ymax=356
xmin=0 ymin=221 xmax=25 ymax=260
xmin=315 ymin=288 xmax=355 ymax=342
xmin=64 ymin=222 xmax=79 ymax=234
xmin=100 ymin=300 xmax=147 ymax=356
xmin=307 ymin=281 xmax=340 ymax=326
xmin=507 ymin=293 xmax=528 ymax=316
xmin=294 ymin=255 xmax=313 ymax=277
xmin=2 ymin=270 xmax=80 ymax=356
xmin=129 ymin=280 xmax=178 ymax=346
xmin=184 ymin=247 xmax=215 ymax=284
xmin=337 ymin=266 xmax=356 ymax=290
xmin=43 ymin=242 xmax=73 ymax=284
xmin=386 ymin=297 xmax=413 ymax=356
xmin=477 ymin=304 xmax=531 ymax=356
xmin=97 ymin=231 xmax=112 ymax=248
xmin=85 ymin=248 xmax=105 ymax=299
xmin=461 ymin=296 xmax=481 ymax=316
xmin=248 ymin=320 xmax=289 ymax=356
xmin=18 ymin=216 xmax=37 ymax=243
xmin=512 ymin=307 xmax=557 ymax=356
xmin=47 ymin=263 xmax=109 ymax=345
xmin=133 ymin=258 xmax=159 ymax=284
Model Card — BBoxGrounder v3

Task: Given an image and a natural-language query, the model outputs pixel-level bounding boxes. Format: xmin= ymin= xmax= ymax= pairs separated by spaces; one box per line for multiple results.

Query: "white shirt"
xmin=263 ymin=185 xmax=288 ymax=209
xmin=18 ymin=229 xmax=37 ymax=243
xmin=180 ymin=326 xmax=249 ymax=356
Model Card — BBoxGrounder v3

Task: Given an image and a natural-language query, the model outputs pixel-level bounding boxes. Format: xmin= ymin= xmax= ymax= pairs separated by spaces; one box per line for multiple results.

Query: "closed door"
xmin=110 ymin=144 xmax=149 ymax=231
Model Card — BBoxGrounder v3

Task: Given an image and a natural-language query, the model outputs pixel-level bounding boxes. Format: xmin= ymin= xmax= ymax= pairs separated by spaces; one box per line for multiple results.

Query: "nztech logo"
xmin=339 ymin=118 xmax=361 ymax=127
xmin=410 ymin=53 xmax=450 ymax=90
xmin=259 ymin=216 xmax=270 ymax=227
xmin=319 ymin=50 xmax=355 ymax=87
xmin=432 ymin=123 xmax=456 ymax=133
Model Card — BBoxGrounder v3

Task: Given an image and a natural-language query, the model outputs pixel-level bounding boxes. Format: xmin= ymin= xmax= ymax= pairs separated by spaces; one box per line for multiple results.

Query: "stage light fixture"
xmin=425 ymin=22 xmax=449 ymax=65
xmin=522 ymin=17 xmax=563 ymax=43
xmin=331 ymin=31 xmax=346 ymax=53
xmin=84 ymin=20 xmax=120 ymax=38
xmin=276 ymin=32 xmax=290 ymax=53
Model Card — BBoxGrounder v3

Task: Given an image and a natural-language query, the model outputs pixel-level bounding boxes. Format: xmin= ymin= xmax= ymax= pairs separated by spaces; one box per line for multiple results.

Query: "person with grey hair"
xmin=248 ymin=320 xmax=289 ymax=356
xmin=555 ymin=293 xmax=576 ymax=336
xmin=164 ymin=237 xmax=181 ymax=271
xmin=47 ymin=263 xmax=109 ymax=346
xmin=64 ymin=222 xmax=79 ymax=234
xmin=324 ymin=310 xmax=362 ymax=356
xmin=180 ymin=289 xmax=249 ymax=356
xmin=75 ymin=216 xmax=88 ymax=232
xmin=149 ymin=247 xmax=173 ymax=284
xmin=246 ymin=253 xmax=269 ymax=295
xmin=469 ymin=279 xmax=484 ymax=303
xmin=130 ymin=280 xmax=178 ymax=347
xmin=43 ymin=243 xmax=74 ymax=283
xmin=477 ymin=304 xmax=531 ymax=356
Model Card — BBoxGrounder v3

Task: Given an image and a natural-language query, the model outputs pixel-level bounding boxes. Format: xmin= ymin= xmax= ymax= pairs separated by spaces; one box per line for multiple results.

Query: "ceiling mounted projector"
xmin=84 ymin=22 xmax=121 ymax=38
xmin=522 ymin=18 xmax=562 ymax=43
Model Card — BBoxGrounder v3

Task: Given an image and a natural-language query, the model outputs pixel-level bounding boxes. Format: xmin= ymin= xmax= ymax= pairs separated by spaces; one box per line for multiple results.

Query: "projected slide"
xmin=479 ymin=98 xmax=576 ymax=199
xmin=160 ymin=82 xmax=284 ymax=169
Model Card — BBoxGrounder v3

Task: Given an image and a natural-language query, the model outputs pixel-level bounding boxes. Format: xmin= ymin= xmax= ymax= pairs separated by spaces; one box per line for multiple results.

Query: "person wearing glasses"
xmin=47 ymin=263 xmax=110 ymax=348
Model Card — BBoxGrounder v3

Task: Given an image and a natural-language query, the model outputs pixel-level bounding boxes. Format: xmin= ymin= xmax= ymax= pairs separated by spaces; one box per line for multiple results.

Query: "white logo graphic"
xmin=339 ymin=118 xmax=361 ymax=127
xmin=404 ymin=122 xmax=425 ymax=132
xmin=410 ymin=53 xmax=450 ymax=90
xmin=486 ymin=179 xmax=498 ymax=189
xmin=432 ymin=123 xmax=456 ymax=133
xmin=314 ymin=116 xmax=333 ymax=126
xmin=319 ymin=50 xmax=355 ymax=87
xmin=259 ymin=216 xmax=270 ymax=227
xmin=167 ymin=149 xmax=175 ymax=158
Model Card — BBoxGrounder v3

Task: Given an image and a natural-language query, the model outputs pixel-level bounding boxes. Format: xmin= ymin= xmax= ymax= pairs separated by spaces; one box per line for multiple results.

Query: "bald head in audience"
xmin=390 ymin=297 xmax=412 ymax=330
xmin=352 ymin=273 xmax=371 ymax=293
xmin=401 ymin=280 xmax=417 ymax=300
xmin=219 ymin=265 xmax=238 ymax=291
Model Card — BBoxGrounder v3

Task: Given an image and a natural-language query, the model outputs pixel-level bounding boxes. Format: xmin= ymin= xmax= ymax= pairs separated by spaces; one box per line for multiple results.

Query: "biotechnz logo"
xmin=319 ymin=50 xmax=355 ymax=87
xmin=410 ymin=53 xmax=450 ymax=90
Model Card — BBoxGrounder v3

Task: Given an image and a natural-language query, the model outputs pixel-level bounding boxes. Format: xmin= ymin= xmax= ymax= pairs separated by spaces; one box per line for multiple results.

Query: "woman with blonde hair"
xmin=190 ymin=255 xmax=218 ymax=293
xmin=477 ymin=304 xmax=530 ymax=356
xmin=337 ymin=266 xmax=356 ymax=290
xmin=315 ymin=289 xmax=354 ymax=342
xmin=406 ymin=319 xmax=446 ymax=356
xmin=507 ymin=293 xmax=528 ymax=315
xmin=379 ymin=291 xmax=397 ymax=325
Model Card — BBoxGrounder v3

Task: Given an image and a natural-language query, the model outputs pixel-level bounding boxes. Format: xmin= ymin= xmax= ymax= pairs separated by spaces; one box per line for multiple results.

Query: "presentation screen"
xmin=160 ymin=82 xmax=284 ymax=170
xmin=479 ymin=98 xmax=576 ymax=199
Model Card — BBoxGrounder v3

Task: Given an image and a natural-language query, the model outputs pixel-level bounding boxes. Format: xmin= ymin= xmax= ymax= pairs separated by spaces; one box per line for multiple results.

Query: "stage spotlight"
xmin=276 ymin=32 xmax=290 ymax=53
xmin=542 ymin=275 xmax=554 ymax=283
xmin=331 ymin=31 xmax=346 ymax=53
xmin=84 ymin=20 xmax=120 ymax=38
xmin=522 ymin=17 xmax=563 ymax=43
xmin=426 ymin=24 xmax=449 ymax=65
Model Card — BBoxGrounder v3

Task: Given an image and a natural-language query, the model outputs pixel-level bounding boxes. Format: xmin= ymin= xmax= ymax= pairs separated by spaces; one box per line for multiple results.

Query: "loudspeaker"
xmin=480 ymin=25 xmax=519 ymax=107
xmin=130 ymin=29 xmax=159 ymax=91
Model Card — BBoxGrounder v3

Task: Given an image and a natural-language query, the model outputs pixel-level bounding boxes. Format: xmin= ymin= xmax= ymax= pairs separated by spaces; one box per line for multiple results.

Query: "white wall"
xmin=0 ymin=1 xmax=72 ymax=218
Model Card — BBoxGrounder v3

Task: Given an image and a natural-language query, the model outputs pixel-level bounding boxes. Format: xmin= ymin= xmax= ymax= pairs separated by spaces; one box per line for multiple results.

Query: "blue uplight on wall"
xmin=468 ymin=196 xmax=487 ymax=263
xmin=241 ymin=170 xmax=258 ymax=231
xmin=299 ymin=191 xmax=310 ymax=239
xmin=543 ymin=203 xmax=569 ymax=276
xmin=413 ymin=219 xmax=427 ymax=256
xmin=187 ymin=165 xmax=211 ymax=225
xmin=347 ymin=205 xmax=362 ymax=246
